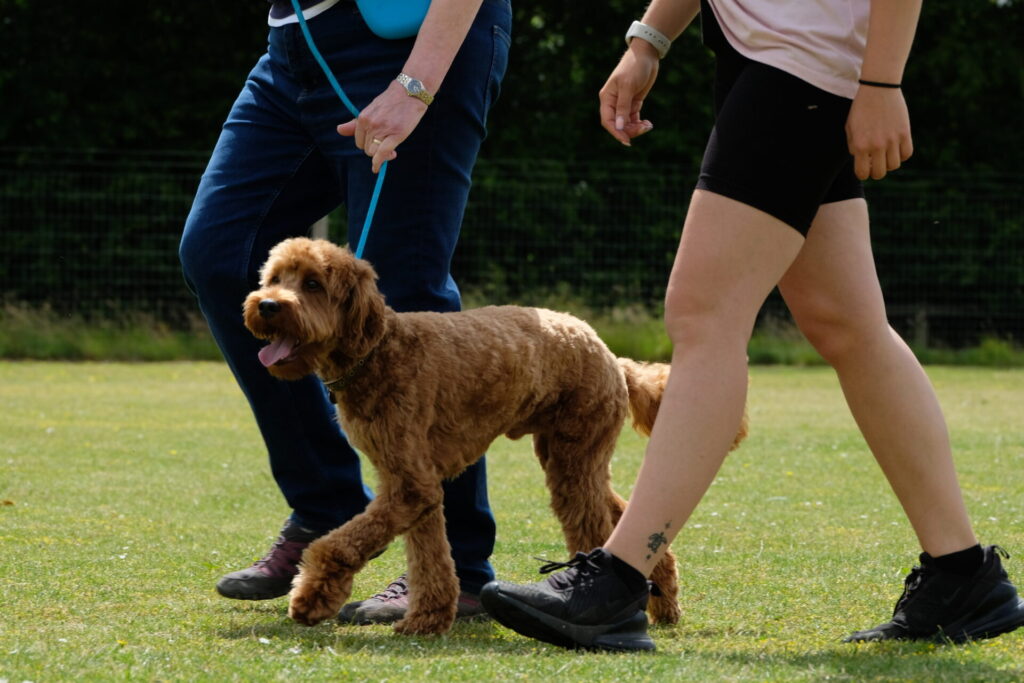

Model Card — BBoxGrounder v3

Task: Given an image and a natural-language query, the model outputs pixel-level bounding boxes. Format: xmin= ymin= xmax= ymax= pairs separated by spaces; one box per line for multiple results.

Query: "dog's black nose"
xmin=258 ymin=299 xmax=281 ymax=318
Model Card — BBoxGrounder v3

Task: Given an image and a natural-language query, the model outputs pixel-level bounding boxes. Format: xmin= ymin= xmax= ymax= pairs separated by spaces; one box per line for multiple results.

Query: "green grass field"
xmin=1 ymin=362 xmax=1022 ymax=681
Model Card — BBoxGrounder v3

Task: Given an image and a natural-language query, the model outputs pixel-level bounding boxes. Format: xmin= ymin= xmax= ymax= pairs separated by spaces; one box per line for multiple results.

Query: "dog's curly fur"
xmin=243 ymin=237 xmax=748 ymax=635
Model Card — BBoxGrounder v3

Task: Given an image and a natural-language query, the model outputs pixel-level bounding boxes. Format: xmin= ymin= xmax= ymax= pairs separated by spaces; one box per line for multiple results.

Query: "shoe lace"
xmin=253 ymin=534 xmax=309 ymax=574
xmin=535 ymin=550 xmax=603 ymax=589
xmin=892 ymin=565 xmax=926 ymax=617
xmin=369 ymin=574 xmax=409 ymax=601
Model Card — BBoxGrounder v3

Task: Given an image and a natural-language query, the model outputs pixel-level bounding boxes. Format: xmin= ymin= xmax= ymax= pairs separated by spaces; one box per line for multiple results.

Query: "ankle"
xmin=929 ymin=544 xmax=984 ymax=577
xmin=603 ymin=549 xmax=649 ymax=594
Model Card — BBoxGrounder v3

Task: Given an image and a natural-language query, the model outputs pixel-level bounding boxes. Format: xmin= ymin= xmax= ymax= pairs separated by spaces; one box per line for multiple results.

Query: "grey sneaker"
xmin=845 ymin=545 xmax=1024 ymax=643
xmin=337 ymin=574 xmax=487 ymax=624
xmin=215 ymin=519 xmax=323 ymax=600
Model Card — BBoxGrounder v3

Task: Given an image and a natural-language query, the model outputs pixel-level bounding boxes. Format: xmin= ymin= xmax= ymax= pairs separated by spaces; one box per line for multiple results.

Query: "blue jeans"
xmin=179 ymin=0 xmax=511 ymax=592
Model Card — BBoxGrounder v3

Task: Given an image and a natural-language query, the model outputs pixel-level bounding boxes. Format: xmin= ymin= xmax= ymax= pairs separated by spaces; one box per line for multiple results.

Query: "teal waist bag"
xmin=355 ymin=0 xmax=432 ymax=39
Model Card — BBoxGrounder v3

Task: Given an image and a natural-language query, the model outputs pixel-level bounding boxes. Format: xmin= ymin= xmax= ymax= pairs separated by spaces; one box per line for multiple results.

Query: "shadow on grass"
xmin=210 ymin=605 xmax=1023 ymax=680
xmin=695 ymin=646 xmax=1024 ymax=681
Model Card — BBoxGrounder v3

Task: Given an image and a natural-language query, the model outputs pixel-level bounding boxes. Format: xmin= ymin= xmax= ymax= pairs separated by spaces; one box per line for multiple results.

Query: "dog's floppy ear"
xmin=326 ymin=246 xmax=387 ymax=358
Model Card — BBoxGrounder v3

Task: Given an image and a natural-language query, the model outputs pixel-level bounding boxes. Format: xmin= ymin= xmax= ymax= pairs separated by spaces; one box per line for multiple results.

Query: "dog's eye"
xmin=270 ymin=276 xmax=280 ymax=284
xmin=303 ymin=279 xmax=322 ymax=292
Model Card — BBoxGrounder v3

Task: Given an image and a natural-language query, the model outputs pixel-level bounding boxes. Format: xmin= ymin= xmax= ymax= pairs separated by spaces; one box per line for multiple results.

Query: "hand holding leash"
xmin=337 ymin=80 xmax=427 ymax=174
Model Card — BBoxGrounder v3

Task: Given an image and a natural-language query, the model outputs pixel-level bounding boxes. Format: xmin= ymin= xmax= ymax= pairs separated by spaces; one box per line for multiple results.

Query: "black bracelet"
xmin=858 ymin=79 xmax=901 ymax=89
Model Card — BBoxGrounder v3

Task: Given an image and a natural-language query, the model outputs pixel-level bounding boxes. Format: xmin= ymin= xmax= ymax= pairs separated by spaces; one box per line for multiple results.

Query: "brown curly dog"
xmin=242 ymin=237 xmax=747 ymax=635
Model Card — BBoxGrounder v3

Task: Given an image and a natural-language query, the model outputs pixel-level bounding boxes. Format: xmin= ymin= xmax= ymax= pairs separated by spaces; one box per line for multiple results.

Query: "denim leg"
xmin=299 ymin=0 xmax=511 ymax=590
xmin=182 ymin=0 xmax=511 ymax=590
xmin=180 ymin=52 xmax=373 ymax=532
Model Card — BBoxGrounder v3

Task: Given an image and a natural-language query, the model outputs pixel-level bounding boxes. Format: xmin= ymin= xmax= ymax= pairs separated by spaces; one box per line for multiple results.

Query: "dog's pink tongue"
xmin=258 ymin=338 xmax=297 ymax=367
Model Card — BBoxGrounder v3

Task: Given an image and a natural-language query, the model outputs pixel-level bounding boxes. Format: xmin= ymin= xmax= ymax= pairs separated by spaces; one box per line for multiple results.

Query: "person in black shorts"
xmin=479 ymin=0 xmax=1024 ymax=651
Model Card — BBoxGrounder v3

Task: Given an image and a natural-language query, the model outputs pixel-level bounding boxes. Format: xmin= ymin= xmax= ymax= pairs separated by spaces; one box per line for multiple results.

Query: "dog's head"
xmin=243 ymin=238 xmax=387 ymax=381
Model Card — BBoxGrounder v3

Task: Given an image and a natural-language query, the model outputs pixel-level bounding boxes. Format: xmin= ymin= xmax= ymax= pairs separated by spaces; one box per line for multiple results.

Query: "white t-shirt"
xmin=706 ymin=0 xmax=870 ymax=99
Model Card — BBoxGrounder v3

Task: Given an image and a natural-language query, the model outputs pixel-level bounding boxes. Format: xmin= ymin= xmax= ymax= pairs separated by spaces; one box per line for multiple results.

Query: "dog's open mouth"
xmin=258 ymin=337 xmax=301 ymax=367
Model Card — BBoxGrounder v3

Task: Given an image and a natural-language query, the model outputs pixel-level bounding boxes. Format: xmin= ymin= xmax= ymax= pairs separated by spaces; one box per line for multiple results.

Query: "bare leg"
xmin=605 ymin=190 xmax=804 ymax=575
xmin=536 ymin=425 xmax=681 ymax=624
xmin=778 ymin=199 xmax=976 ymax=556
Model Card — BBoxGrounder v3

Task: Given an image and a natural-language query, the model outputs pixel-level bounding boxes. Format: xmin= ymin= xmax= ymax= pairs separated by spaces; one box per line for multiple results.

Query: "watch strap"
xmin=625 ymin=20 xmax=671 ymax=59
xmin=396 ymin=72 xmax=434 ymax=106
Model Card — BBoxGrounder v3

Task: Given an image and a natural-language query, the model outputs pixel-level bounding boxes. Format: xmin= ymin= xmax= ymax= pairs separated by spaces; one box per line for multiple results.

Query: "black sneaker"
xmin=480 ymin=548 xmax=655 ymax=652
xmin=845 ymin=545 xmax=1024 ymax=643
xmin=337 ymin=574 xmax=487 ymax=624
xmin=215 ymin=519 xmax=323 ymax=600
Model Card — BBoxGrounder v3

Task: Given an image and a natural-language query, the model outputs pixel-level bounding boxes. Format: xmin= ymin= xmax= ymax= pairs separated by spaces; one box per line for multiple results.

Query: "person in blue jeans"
xmin=179 ymin=0 xmax=511 ymax=623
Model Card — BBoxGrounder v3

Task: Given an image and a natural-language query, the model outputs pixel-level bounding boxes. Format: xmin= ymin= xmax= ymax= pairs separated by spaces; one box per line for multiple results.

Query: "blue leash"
xmin=290 ymin=0 xmax=386 ymax=259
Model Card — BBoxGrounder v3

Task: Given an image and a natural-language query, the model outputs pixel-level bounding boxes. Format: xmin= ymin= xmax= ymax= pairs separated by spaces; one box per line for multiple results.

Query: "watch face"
xmin=407 ymin=80 xmax=423 ymax=95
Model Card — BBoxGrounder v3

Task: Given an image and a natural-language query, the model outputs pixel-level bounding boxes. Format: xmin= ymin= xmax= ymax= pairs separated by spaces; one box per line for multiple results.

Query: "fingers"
xmin=846 ymin=87 xmax=913 ymax=181
xmin=599 ymin=88 xmax=654 ymax=145
xmin=851 ymin=135 xmax=910 ymax=181
xmin=367 ymin=136 xmax=398 ymax=174
xmin=336 ymin=120 xmax=357 ymax=138
xmin=599 ymin=87 xmax=631 ymax=145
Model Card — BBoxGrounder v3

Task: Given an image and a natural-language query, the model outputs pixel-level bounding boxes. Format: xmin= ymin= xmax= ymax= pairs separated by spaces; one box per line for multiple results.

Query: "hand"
xmin=845 ymin=86 xmax=913 ymax=181
xmin=599 ymin=43 xmax=660 ymax=146
xmin=337 ymin=81 xmax=428 ymax=173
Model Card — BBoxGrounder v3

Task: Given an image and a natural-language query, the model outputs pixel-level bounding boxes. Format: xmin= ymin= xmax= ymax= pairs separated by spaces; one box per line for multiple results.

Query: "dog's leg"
xmin=534 ymin=429 xmax=618 ymax=559
xmin=393 ymin=504 xmax=459 ymax=636
xmin=535 ymin=425 xmax=682 ymax=626
xmin=289 ymin=476 xmax=441 ymax=627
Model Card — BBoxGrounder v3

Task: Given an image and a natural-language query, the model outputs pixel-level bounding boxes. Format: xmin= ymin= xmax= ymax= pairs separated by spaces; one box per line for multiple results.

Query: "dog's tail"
xmin=618 ymin=358 xmax=670 ymax=437
xmin=618 ymin=357 xmax=749 ymax=450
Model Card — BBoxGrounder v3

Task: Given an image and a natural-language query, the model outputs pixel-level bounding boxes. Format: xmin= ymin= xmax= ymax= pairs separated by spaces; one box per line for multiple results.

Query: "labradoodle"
xmin=242 ymin=237 xmax=748 ymax=635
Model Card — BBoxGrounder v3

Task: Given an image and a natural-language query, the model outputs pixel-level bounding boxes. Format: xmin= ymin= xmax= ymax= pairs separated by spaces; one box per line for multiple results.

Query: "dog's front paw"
xmin=393 ymin=610 xmax=454 ymax=636
xmin=288 ymin=568 xmax=347 ymax=627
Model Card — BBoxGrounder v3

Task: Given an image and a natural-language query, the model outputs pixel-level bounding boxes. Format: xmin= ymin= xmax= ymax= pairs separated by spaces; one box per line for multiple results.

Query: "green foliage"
xmin=3 ymin=1 xmax=1019 ymax=173
xmin=1 ymin=362 xmax=1022 ymax=680
xmin=4 ymin=299 xmax=1022 ymax=367
xmin=0 ymin=302 xmax=220 ymax=361
xmin=1 ymin=1 xmax=1021 ymax=347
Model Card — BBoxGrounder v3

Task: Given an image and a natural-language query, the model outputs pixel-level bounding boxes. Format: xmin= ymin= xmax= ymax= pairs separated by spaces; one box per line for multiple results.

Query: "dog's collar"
xmin=322 ymin=345 xmax=378 ymax=403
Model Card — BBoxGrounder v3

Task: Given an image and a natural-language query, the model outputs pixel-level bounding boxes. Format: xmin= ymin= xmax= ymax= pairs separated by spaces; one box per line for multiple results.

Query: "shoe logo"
xmin=940 ymin=586 xmax=964 ymax=606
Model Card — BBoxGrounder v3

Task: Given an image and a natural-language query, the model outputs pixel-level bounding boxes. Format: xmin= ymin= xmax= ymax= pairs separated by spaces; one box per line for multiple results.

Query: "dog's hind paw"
xmin=649 ymin=595 xmax=682 ymax=625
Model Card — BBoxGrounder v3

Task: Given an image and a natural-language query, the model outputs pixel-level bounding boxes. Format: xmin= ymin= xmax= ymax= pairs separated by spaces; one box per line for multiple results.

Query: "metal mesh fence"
xmin=1 ymin=148 xmax=1021 ymax=346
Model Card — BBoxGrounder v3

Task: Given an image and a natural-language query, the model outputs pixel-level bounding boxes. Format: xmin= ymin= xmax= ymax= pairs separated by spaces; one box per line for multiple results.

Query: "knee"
xmin=793 ymin=304 xmax=886 ymax=366
xmin=179 ymin=216 xmax=247 ymax=299
xmin=178 ymin=217 xmax=209 ymax=293
xmin=662 ymin=283 xmax=752 ymax=352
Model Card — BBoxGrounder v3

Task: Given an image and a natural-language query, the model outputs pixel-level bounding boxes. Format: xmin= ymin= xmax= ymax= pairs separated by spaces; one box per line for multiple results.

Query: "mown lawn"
xmin=1 ymin=362 xmax=1022 ymax=681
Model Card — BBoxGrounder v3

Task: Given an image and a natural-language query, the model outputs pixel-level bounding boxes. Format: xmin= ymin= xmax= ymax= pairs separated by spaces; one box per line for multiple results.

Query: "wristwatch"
xmin=396 ymin=72 xmax=434 ymax=106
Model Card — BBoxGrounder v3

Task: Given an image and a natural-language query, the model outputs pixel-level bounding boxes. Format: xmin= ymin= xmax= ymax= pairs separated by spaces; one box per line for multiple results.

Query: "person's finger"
xmin=852 ymin=147 xmax=870 ymax=181
xmin=622 ymin=120 xmax=654 ymax=138
xmin=870 ymin=148 xmax=887 ymax=180
xmin=371 ymin=137 xmax=399 ymax=174
xmin=886 ymin=143 xmax=902 ymax=174
xmin=337 ymin=120 xmax=357 ymax=138
xmin=900 ymin=134 xmax=914 ymax=163
xmin=365 ymin=136 xmax=384 ymax=158
xmin=614 ymin=90 xmax=636 ymax=139
xmin=353 ymin=112 xmax=376 ymax=150
xmin=599 ymin=85 xmax=631 ymax=145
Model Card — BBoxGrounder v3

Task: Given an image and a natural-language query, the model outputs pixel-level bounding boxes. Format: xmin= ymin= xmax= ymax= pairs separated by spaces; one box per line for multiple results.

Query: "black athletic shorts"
xmin=696 ymin=0 xmax=864 ymax=235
